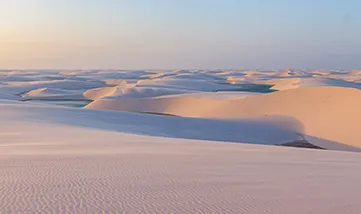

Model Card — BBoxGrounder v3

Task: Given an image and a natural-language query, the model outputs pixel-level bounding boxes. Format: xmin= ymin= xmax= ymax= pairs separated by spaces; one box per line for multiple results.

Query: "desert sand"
xmin=1 ymin=69 xmax=361 ymax=213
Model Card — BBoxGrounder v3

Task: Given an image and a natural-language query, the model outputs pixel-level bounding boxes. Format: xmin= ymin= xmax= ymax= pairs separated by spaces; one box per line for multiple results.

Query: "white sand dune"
xmin=23 ymin=87 xmax=83 ymax=97
xmin=158 ymin=91 xmax=260 ymax=100
xmin=87 ymin=86 xmax=361 ymax=150
xmin=83 ymin=86 xmax=118 ymax=100
xmin=297 ymin=77 xmax=361 ymax=89
xmin=83 ymin=86 xmax=195 ymax=100
xmin=0 ymin=80 xmax=104 ymax=95
xmin=24 ymin=87 xmax=48 ymax=96
xmin=267 ymin=78 xmax=301 ymax=90
xmin=104 ymin=79 xmax=128 ymax=86
xmin=136 ymin=78 xmax=240 ymax=91
xmin=262 ymin=76 xmax=361 ymax=91
xmin=18 ymin=88 xmax=87 ymax=102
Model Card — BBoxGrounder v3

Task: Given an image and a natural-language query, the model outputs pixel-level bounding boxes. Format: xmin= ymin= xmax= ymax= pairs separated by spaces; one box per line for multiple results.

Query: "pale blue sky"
xmin=0 ymin=0 xmax=360 ymax=69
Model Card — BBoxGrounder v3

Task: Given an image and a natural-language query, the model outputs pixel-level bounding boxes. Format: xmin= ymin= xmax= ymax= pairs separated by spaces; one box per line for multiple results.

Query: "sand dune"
xmin=87 ymin=86 xmax=361 ymax=149
xmin=158 ymin=91 xmax=260 ymax=100
xmin=19 ymin=88 xmax=87 ymax=102
xmin=267 ymin=78 xmax=301 ymax=90
xmin=83 ymin=86 xmax=118 ymax=100
xmin=84 ymin=86 xmax=194 ymax=100
xmin=24 ymin=87 xmax=48 ymax=96
xmin=104 ymin=79 xmax=128 ymax=86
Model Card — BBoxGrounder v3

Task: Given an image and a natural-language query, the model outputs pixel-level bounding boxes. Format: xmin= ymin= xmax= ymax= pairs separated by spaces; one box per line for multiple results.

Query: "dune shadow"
xmin=10 ymin=105 xmax=361 ymax=152
xmin=38 ymin=108 xmax=307 ymax=145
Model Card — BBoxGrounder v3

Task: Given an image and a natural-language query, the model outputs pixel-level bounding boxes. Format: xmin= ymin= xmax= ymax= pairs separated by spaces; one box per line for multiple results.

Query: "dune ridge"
xmin=83 ymin=86 xmax=118 ymax=100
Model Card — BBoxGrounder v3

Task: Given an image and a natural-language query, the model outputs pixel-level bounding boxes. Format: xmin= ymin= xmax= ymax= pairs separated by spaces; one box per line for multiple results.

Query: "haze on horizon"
xmin=1 ymin=0 xmax=360 ymax=70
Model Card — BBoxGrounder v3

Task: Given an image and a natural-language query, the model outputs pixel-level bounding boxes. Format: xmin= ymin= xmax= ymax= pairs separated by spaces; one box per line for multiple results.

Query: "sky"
xmin=0 ymin=0 xmax=360 ymax=69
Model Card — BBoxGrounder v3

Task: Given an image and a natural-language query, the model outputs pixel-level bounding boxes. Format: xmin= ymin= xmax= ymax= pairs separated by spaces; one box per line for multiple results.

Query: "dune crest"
xmin=24 ymin=87 xmax=48 ymax=96
xmin=83 ymin=87 xmax=118 ymax=100
xmin=267 ymin=78 xmax=300 ymax=90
